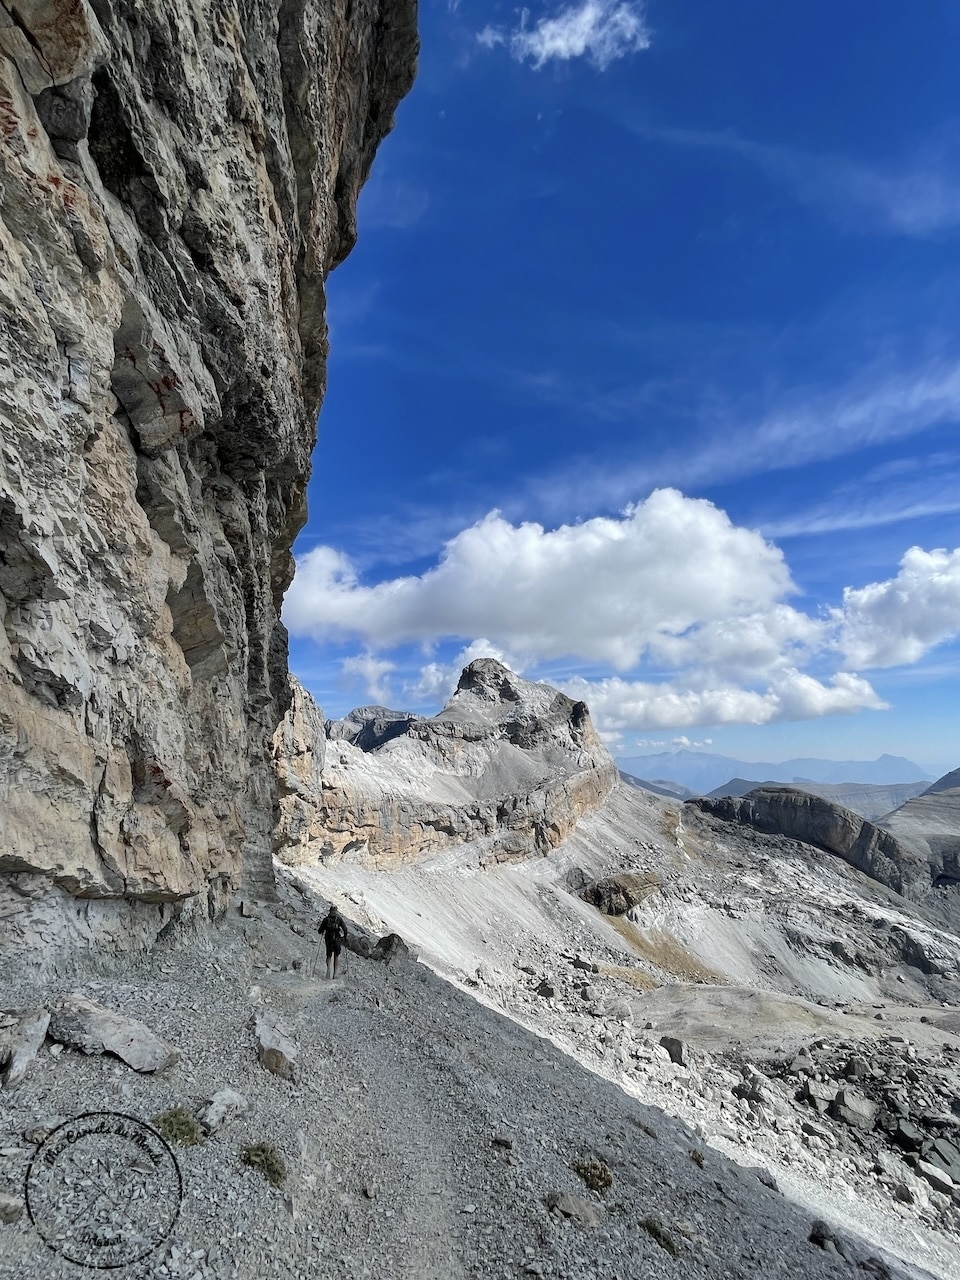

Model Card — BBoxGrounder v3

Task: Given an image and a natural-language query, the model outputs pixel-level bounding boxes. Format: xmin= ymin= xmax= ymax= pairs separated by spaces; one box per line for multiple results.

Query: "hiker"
xmin=319 ymin=904 xmax=348 ymax=980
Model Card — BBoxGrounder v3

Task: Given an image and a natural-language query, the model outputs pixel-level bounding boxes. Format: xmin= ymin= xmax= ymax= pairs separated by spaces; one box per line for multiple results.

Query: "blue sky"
xmin=284 ymin=0 xmax=960 ymax=772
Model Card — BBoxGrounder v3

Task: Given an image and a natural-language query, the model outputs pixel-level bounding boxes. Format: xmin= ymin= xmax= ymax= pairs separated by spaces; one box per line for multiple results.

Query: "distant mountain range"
xmin=615 ymin=749 xmax=936 ymax=795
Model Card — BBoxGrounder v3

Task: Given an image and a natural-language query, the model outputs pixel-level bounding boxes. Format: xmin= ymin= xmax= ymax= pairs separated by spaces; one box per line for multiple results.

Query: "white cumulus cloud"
xmin=839 ymin=546 xmax=960 ymax=668
xmin=285 ymin=489 xmax=793 ymax=671
xmin=478 ymin=1 xmax=651 ymax=71
xmin=561 ymin=669 xmax=886 ymax=734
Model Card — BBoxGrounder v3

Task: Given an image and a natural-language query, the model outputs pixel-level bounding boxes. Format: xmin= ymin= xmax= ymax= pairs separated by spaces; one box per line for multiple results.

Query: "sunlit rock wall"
xmin=274 ymin=661 xmax=620 ymax=870
xmin=0 ymin=0 xmax=417 ymax=971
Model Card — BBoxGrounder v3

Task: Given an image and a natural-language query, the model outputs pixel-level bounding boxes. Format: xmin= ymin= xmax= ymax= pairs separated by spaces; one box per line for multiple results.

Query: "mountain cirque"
xmin=294 ymin=745 xmax=960 ymax=1277
xmin=274 ymin=658 xmax=618 ymax=870
xmin=0 ymin=0 xmax=417 ymax=973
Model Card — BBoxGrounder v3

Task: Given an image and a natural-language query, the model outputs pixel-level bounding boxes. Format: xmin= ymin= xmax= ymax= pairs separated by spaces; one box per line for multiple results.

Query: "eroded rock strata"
xmin=0 ymin=0 xmax=417 ymax=971
xmin=274 ymin=659 xmax=619 ymax=869
xmin=690 ymin=786 xmax=931 ymax=900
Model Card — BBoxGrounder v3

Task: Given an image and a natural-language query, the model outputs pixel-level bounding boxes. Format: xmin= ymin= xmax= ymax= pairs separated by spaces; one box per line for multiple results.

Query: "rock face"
xmin=274 ymin=659 xmax=618 ymax=869
xmin=0 ymin=1 xmax=417 ymax=971
xmin=690 ymin=786 xmax=930 ymax=900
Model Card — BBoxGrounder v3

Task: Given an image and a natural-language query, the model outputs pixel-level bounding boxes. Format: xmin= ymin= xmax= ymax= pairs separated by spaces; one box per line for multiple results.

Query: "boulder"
xmin=544 ymin=1190 xmax=604 ymax=1227
xmin=47 ymin=996 xmax=178 ymax=1072
xmin=830 ymin=1087 xmax=878 ymax=1132
xmin=196 ymin=1088 xmax=250 ymax=1134
xmin=660 ymin=1036 xmax=689 ymax=1066
xmin=915 ymin=1159 xmax=954 ymax=1196
xmin=253 ymin=1013 xmax=298 ymax=1081
xmin=802 ymin=1079 xmax=838 ymax=1113
xmin=1 ymin=1008 xmax=50 ymax=1087
xmin=0 ymin=1193 xmax=23 ymax=1224
xmin=580 ymin=873 xmax=659 ymax=916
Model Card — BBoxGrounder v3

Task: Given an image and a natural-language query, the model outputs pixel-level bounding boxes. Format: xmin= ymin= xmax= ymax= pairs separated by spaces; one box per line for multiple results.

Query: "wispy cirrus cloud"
xmin=762 ymin=452 xmax=960 ymax=538
xmin=631 ymin=122 xmax=960 ymax=238
xmin=518 ymin=354 xmax=960 ymax=520
xmin=478 ymin=1 xmax=650 ymax=71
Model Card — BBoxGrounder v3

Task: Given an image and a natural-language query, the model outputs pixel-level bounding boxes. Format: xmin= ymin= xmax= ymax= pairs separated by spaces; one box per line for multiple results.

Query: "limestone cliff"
xmin=0 ymin=0 xmax=417 ymax=971
xmin=274 ymin=659 xmax=619 ymax=869
xmin=690 ymin=785 xmax=930 ymax=900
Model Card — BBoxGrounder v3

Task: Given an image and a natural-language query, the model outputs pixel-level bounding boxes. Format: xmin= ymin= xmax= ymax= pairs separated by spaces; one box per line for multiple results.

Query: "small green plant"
xmin=641 ymin=1216 xmax=679 ymax=1258
xmin=572 ymin=1158 xmax=613 ymax=1193
xmin=689 ymin=1148 xmax=705 ymax=1168
xmin=241 ymin=1141 xmax=287 ymax=1187
xmin=152 ymin=1107 xmax=203 ymax=1147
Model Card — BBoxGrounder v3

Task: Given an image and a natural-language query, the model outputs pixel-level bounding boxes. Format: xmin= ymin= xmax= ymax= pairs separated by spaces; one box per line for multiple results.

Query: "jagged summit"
xmin=275 ymin=663 xmax=616 ymax=869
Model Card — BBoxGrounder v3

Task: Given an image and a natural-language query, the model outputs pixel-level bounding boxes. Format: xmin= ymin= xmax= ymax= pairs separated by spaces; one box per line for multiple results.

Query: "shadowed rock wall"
xmin=0 ymin=0 xmax=417 ymax=971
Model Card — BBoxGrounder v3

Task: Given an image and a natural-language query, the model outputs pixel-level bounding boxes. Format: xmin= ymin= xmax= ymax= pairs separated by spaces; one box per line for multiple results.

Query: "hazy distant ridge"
xmin=616 ymin=749 xmax=931 ymax=794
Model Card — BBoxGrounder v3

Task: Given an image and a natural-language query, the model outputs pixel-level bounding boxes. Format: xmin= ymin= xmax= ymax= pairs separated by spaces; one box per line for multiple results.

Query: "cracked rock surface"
xmin=0 ymin=0 xmax=417 ymax=973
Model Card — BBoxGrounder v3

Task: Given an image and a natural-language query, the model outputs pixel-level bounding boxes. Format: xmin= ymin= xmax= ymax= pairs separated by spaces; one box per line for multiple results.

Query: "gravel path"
xmin=0 ymin=882 xmax=910 ymax=1279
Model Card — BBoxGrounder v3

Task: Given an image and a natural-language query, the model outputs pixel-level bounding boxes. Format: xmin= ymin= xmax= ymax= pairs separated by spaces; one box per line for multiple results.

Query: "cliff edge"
xmin=0 ymin=0 xmax=418 ymax=972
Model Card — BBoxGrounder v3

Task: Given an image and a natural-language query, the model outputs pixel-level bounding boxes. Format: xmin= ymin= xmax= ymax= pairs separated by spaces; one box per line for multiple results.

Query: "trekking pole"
xmin=310 ymin=939 xmax=322 ymax=977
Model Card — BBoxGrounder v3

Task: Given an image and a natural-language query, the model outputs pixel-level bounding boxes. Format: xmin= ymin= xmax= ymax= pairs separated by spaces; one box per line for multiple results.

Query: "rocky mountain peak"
xmin=274 ymin=665 xmax=617 ymax=870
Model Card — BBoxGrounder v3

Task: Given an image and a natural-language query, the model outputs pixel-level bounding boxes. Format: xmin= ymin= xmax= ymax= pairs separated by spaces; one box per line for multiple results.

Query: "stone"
xmin=370 ymin=933 xmax=408 ymax=964
xmin=893 ymin=1119 xmax=925 ymax=1151
xmin=0 ymin=1193 xmax=24 ymax=1224
xmin=802 ymin=1079 xmax=838 ymax=1113
xmin=253 ymin=1013 xmax=298 ymax=1081
xmin=800 ymin=1120 xmax=833 ymax=1145
xmin=571 ymin=956 xmax=599 ymax=972
xmin=747 ymin=1166 xmax=779 ymax=1193
xmin=925 ymin=1137 xmax=960 ymax=1182
xmin=0 ymin=1008 xmax=50 ymax=1087
xmin=196 ymin=1088 xmax=249 ymax=1134
xmin=47 ymin=995 xmax=178 ymax=1071
xmin=830 ymin=1087 xmax=878 ymax=1132
xmin=660 ymin=1036 xmax=689 ymax=1066
xmin=808 ymin=1219 xmax=848 ymax=1259
xmin=544 ymin=1190 xmax=604 ymax=1227
xmin=915 ymin=1160 xmax=954 ymax=1195
xmin=580 ymin=873 xmax=659 ymax=916
xmin=536 ymin=980 xmax=556 ymax=1000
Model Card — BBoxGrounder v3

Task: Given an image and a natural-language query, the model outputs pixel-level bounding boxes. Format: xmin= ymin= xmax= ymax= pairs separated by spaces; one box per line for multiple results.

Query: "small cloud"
xmin=479 ymin=1 xmax=651 ymax=71
xmin=670 ymin=735 xmax=712 ymax=748
xmin=338 ymin=653 xmax=395 ymax=705
xmin=560 ymin=669 xmax=886 ymax=733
